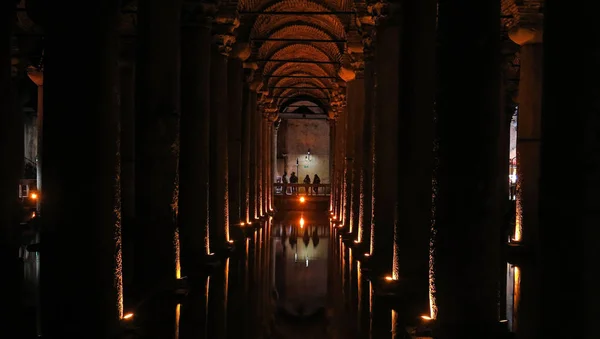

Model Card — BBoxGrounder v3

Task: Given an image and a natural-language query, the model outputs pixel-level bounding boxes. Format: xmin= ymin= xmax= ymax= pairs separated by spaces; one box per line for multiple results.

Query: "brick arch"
xmin=263 ymin=44 xmax=336 ymax=76
xmin=271 ymin=80 xmax=331 ymax=98
xmin=250 ymin=1 xmax=347 ymax=41
xmin=276 ymin=88 xmax=329 ymax=107
xmin=268 ymin=74 xmax=330 ymax=91
xmin=239 ymin=0 xmax=352 ymax=14
xmin=256 ymin=24 xmax=344 ymax=62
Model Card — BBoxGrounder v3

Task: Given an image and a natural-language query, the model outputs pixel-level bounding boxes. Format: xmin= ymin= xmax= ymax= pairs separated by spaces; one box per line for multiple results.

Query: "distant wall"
xmin=276 ymin=119 xmax=330 ymax=183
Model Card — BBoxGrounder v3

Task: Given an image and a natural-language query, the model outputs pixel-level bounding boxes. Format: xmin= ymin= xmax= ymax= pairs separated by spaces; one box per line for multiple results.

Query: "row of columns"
xmin=0 ymin=2 xmax=276 ymax=337
xmin=330 ymin=1 xmax=600 ymax=338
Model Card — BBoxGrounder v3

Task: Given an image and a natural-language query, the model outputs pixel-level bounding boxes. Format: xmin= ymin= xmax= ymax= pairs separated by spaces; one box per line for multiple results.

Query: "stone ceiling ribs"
xmin=237 ymin=0 xmax=350 ymax=113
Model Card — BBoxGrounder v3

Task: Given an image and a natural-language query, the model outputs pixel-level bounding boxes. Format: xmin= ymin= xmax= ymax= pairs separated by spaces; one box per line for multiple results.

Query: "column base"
xmin=505 ymin=242 xmax=531 ymax=266
xmin=432 ymin=321 xmax=512 ymax=339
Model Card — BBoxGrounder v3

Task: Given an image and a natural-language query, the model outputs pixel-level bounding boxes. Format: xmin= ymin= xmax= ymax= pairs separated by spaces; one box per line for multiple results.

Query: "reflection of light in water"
xmin=295 ymin=253 xmax=298 ymax=262
xmin=225 ymin=258 xmax=230 ymax=306
xmin=205 ymin=276 xmax=210 ymax=338
xmin=175 ymin=228 xmax=181 ymax=279
xmin=174 ymin=303 xmax=181 ymax=339
xmin=305 ymin=257 xmax=309 ymax=267
xmin=391 ymin=310 xmax=398 ymax=338
xmin=514 ymin=198 xmax=523 ymax=242
xmin=513 ymin=265 xmax=521 ymax=330
xmin=357 ymin=261 xmax=362 ymax=306
xmin=369 ymin=281 xmax=373 ymax=333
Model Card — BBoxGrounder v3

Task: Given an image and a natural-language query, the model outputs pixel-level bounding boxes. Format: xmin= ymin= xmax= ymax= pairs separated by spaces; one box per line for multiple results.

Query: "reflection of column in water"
xmin=370 ymin=282 xmax=392 ymax=339
xmin=206 ymin=258 xmax=229 ymax=339
xmin=357 ymin=262 xmax=370 ymax=339
xmin=178 ymin=276 xmax=209 ymax=339
xmin=174 ymin=303 xmax=181 ymax=339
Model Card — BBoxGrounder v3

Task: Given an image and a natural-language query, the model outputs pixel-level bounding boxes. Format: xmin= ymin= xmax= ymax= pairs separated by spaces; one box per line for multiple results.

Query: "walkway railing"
xmin=273 ymin=183 xmax=331 ymax=196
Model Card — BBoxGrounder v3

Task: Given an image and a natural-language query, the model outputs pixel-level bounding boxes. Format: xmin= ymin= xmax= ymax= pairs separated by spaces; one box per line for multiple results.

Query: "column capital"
xmin=263 ymin=107 xmax=279 ymax=122
xmin=509 ymin=13 xmax=543 ymax=45
xmin=182 ymin=1 xmax=218 ymax=28
xmin=212 ymin=8 xmax=239 ymax=56
xmin=367 ymin=1 xmax=401 ymax=27
xmin=26 ymin=66 xmax=43 ymax=86
xmin=231 ymin=42 xmax=252 ymax=61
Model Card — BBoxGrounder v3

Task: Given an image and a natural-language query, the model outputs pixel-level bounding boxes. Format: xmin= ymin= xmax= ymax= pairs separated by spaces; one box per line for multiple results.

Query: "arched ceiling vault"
xmin=237 ymin=0 xmax=350 ymax=112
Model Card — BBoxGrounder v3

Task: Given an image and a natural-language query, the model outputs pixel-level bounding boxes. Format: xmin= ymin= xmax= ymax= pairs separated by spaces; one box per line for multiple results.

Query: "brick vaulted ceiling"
xmin=237 ymin=0 xmax=352 ymax=111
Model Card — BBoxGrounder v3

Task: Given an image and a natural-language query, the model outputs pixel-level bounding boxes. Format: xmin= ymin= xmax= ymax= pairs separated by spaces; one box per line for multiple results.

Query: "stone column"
xmin=273 ymin=121 xmax=278 ymax=208
xmin=209 ymin=16 xmax=237 ymax=250
xmin=264 ymin=107 xmax=278 ymax=213
xmin=118 ymin=37 xmax=136 ymax=298
xmin=248 ymin=88 xmax=258 ymax=220
xmin=360 ymin=26 xmax=375 ymax=252
xmin=393 ymin=0 xmax=437 ymax=322
xmin=40 ymin=2 xmax=122 ymax=336
xmin=179 ymin=2 xmax=214 ymax=277
xmin=343 ymin=102 xmax=353 ymax=228
xmin=134 ymin=0 xmax=181 ymax=298
xmin=508 ymin=17 xmax=543 ymax=338
xmin=26 ymin=68 xmax=43 ymax=207
xmin=538 ymin=5 xmax=600 ymax=337
xmin=256 ymin=105 xmax=264 ymax=215
xmin=369 ymin=4 xmax=400 ymax=276
xmin=228 ymin=43 xmax=251 ymax=226
xmin=328 ymin=118 xmax=336 ymax=211
xmin=240 ymin=67 xmax=252 ymax=223
xmin=342 ymin=62 xmax=365 ymax=241
xmin=435 ymin=0 xmax=502 ymax=336
xmin=0 ymin=2 xmax=21 ymax=333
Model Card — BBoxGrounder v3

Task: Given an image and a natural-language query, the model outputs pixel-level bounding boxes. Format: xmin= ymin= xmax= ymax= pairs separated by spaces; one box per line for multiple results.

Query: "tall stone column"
xmin=538 ymin=5 xmax=600 ymax=337
xmin=508 ymin=16 xmax=543 ymax=338
xmin=393 ymin=0 xmax=437 ymax=322
xmin=369 ymin=4 xmax=400 ymax=276
xmin=360 ymin=25 xmax=375 ymax=252
xmin=343 ymin=102 xmax=352 ymax=228
xmin=209 ymin=15 xmax=237 ymax=250
xmin=435 ymin=0 xmax=502 ymax=336
xmin=248 ymin=88 xmax=258 ymax=220
xmin=256 ymin=105 xmax=264 ymax=215
xmin=118 ymin=37 xmax=136 ymax=298
xmin=40 ymin=2 xmax=122 ymax=336
xmin=264 ymin=107 xmax=278 ymax=213
xmin=179 ymin=2 xmax=214 ymax=277
xmin=228 ymin=43 xmax=250 ymax=226
xmin=240 ymin=67 xmax=254 ymax=223
xmin=328 ymin=118 xmax=336 ymax=211
xmin=26 ymin=68 xmax=43 ymax=208
xmin=341 ymin=62 xmax=365 ymax=241
xmin=0 ymin=2 xmax=21 ymax=333
xmin=134 ymin=0 xmax=182 ymax=298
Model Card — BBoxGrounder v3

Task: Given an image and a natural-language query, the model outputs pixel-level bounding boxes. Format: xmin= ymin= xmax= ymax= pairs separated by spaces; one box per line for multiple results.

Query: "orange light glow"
xmin=31 ymin=212 xmax=36 ymax=218
xmin=299 ymin=196 xmax=305 ymax=203
xmin=240 ymin=222 xmax=245 ymax=226
xmin=30 ymin=192 xmax=38 ymax=200
xmin=384 ymin=276 xmax=394 ymax=281
xmin=421 ymin=315 xmax=433 ymax=321
xmin=123 ymin=313 xmax=134 ymax=320
xmin=333 ymin=215 xmax=336 ymax=220
xmin=300 ymin=217 xmax=305 ymax=228
xmin=354 ymin=240 xmax=359 ymax=243
xmin=364 ymin=253 xmax=370 ymax=257
xmin=228 ymin=239 xmax=234 ymax=244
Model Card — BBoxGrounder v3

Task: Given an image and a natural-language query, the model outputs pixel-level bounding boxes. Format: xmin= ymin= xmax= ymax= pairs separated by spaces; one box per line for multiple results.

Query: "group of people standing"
xmin=281 ymin=171 xmax=321 ymax=194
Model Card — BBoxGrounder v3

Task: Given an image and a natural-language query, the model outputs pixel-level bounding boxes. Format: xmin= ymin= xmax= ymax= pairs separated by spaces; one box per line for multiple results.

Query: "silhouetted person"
xmin=303 ymin=175 xmax=311 ymax=194
xmin=313 ymin=174 xmax=321 ymax=193
xmin=290 ymin=172 xmax=298 ymax=194
xmin=282 ymin=171 xmax=288 ymax=195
